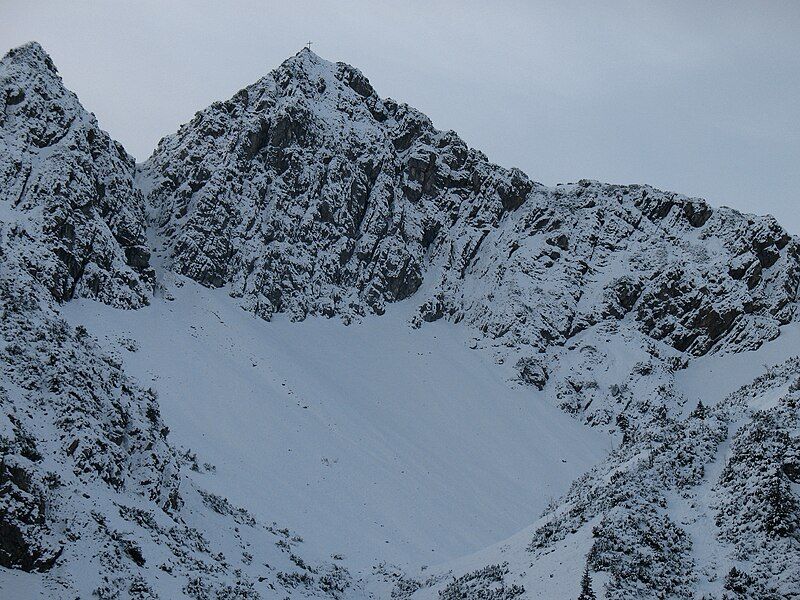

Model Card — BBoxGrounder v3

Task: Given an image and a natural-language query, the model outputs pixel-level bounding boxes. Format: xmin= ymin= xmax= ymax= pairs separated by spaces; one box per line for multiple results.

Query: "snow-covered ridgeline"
xmin=0 ymin=39 xmax=799 ymax=599
xmin=140 ymin=48 xmax=798 ymax=362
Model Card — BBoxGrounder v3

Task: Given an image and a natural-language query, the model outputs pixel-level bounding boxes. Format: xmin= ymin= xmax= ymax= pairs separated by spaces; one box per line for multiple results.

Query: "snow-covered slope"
xmin=2 ymin=41 xmax=799 ymax=599
xmin=0 ymin=43 xmax=363 ymax=599
xmin=61 ymin=275 xmax=609 ymax=570
xmin=399 ymin=345 xmax=800 ymax=600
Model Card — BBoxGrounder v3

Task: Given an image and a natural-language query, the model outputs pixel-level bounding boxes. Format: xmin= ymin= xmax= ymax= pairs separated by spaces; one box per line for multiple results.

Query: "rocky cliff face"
xmin=141 ymin=49 xmax=799 ymax=362
xmin=0 ymin=42 xmax=153 ymax=308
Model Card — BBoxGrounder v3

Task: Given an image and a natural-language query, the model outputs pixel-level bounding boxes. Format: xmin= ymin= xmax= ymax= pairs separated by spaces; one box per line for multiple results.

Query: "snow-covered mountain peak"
xmin=140 ymin=49 xmax=798 ymax=366
xmin=2 ymin=42 xmax=800 ymax=599
xmin=1 ymin=41 xmax=153 ymax=308
xmin=1 ymin=41 xmax=59 ymax=77
xmin=1 ymin=41 xmax=85 ymax=147
xmin=261 ymin=46 xmax=377 ymax=103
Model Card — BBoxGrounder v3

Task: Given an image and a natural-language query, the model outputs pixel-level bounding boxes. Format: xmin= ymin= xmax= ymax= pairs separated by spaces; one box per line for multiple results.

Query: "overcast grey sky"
xmin=2 ymin=1 xmax=799 ymax=232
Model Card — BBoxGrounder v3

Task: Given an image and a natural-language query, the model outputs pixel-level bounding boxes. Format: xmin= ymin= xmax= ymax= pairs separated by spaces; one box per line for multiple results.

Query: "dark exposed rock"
xmin=0 ymin=457 xmax=62 ymax=571
xmin=683 ymin=201 xmax=713 ymax=227
xmin=515 ymin=356 xmax=549 ymax=390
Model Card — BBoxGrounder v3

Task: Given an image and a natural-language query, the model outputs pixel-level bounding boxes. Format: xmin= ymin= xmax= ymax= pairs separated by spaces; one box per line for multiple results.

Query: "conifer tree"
xmin=578 ymin=565 xmax=596 ymax=600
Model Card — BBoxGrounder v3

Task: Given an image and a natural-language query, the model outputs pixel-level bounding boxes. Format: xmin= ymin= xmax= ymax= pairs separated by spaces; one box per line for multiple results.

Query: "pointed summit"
xmin=1 ymin=41 xmax=75 ymax=129
xmin=255 ymin=47 xmax=377 ymax=101
xmin=1 ymin=40 xmax=59 ymax=75
xmin=290 ymin=45 xmax=334 ymax=71
xmin=1 ymin=40 xmax=85 ymax=150
xmin=280 ymin=45 xmax=330 ymax=74
xmin=1 ymin=41 xmax=154 ymax=308
xmin=298 ymin=44 xmax=318 ymax=57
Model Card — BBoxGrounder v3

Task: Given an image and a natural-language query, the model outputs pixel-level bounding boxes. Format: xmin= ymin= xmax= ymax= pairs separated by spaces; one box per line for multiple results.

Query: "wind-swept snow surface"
xmin=62 ymin=275 xmax=609 ymax=570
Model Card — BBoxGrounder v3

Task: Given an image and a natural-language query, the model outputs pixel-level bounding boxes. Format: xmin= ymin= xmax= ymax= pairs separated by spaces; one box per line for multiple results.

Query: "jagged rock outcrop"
xmin=141 ymin=49 xmax=799 ymax=362
xmin=0 ymin=42 xmax=153 ymax=308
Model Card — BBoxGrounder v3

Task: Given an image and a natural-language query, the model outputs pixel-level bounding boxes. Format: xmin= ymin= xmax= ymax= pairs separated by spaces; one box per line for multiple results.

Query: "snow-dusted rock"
xmin=142 ymin=50 xmax=798 ymax=367
xmin=2 ymin=41 xmax=800 ymax=599
xmin=0 ymin=42 xmax=153 ymax=308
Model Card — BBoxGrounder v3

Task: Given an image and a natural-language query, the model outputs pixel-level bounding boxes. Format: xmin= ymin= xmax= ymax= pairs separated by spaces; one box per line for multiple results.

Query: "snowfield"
xmin=675 ymin=322 xmax=800 ymax=410
xmin=62 ymin=274 xmax=609 ymax=571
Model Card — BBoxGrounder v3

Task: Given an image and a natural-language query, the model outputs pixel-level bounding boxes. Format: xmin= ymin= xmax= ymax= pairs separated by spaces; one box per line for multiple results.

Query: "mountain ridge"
xmin=1 ymin=41 xmax=799 ymax=599
xmin=140 ymin=46 xmax=798 ymax=355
